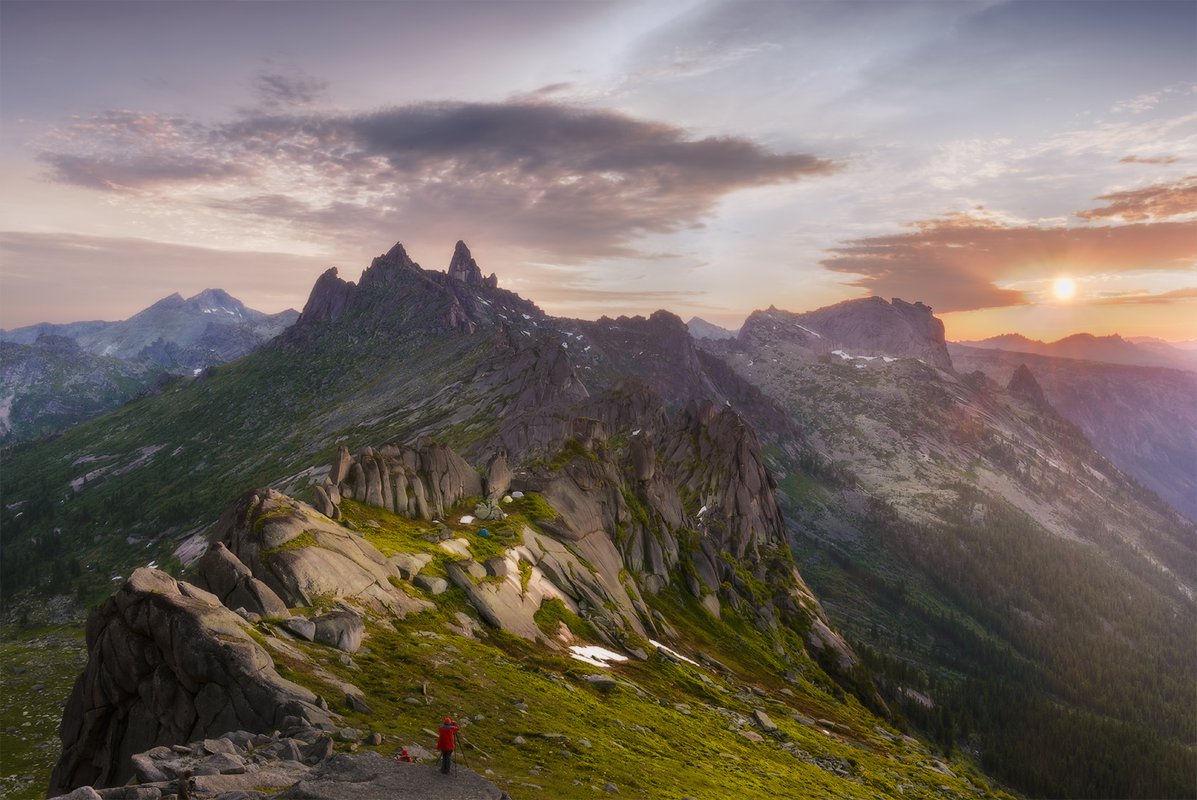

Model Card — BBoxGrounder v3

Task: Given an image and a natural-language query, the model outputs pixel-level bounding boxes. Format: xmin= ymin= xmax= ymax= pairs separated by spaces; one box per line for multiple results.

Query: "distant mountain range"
xmin=957 ymin=331 xmax=1197 ymax=372
xmin=0 ymin=290 xmax=297 ymax=442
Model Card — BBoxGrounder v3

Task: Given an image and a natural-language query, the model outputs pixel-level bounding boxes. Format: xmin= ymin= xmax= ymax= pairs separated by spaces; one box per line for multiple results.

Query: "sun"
xmin=1052 ymin=276 xmax=1076 ymax=300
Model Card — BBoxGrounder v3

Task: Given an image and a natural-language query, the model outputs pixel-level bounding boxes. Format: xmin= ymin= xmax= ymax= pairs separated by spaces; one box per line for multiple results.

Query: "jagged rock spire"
xmin=448 ymin=241 xmax=497 ymax=288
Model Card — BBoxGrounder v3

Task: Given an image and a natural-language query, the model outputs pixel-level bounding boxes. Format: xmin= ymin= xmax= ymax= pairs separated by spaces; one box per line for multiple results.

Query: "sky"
xmin=1 ymin=0 xmax=1194 ymax=341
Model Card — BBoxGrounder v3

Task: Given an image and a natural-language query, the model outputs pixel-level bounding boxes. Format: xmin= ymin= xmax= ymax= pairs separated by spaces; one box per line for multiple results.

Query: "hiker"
xmin=437 ymin=716 xmax=459 ymax=774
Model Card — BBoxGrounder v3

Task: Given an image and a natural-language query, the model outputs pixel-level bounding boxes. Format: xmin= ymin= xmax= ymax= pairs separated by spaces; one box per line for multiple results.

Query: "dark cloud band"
xmin=39 ymin=101 xmax=838 ymax=261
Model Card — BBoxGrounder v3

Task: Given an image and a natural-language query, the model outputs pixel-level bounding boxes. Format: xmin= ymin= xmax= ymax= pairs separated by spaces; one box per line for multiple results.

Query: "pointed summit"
xmin=447 ymin=240 xmax=497 ymax=288
xmin=1007 ymin=363 xmax=1052 ymax=410
xmin=447 ymin=240 xmax=483 ymax=285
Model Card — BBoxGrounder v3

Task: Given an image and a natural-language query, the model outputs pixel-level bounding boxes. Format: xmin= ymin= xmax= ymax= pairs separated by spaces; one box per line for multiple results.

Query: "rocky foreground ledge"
xmin=49 ymin=727 xmax=511 ymax=800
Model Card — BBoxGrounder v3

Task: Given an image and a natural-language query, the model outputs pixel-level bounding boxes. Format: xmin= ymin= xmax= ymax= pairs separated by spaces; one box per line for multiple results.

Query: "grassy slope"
xmin=0 ymin=628 xmax=86 ymax=799
xmin=249 ymin=500 xmax=1013 ymax=800
xmin=0 ymin=325 xmax=491 ymax=611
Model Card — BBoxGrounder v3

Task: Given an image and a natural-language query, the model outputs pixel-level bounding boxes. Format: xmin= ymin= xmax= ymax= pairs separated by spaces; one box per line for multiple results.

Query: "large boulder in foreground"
xmin=50 ymin=568 xmax=332 ymax=794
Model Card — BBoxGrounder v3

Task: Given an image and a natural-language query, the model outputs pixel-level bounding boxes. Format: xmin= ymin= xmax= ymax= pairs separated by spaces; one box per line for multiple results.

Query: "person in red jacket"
xmin=437 ymin=716 xmax=459 ymax=774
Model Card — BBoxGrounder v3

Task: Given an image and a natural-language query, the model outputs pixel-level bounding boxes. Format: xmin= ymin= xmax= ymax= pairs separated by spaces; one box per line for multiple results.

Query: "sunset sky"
xmin=1 ymin=0 xmax=1194 ymax=340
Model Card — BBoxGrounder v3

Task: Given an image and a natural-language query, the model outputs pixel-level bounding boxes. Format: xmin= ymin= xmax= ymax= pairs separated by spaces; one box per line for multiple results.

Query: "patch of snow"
xmin=883 ymin=356 xmax=897 ymax=363
xmin=797 ymin=324 xmax=822 ymax=339
xmin=522 ymin=313 xmax=531 ymax=320
xmin=569 ymin=645 xmax=628 ymax=668
xmin=650 ymin=639 xmax=700 ymax=666
xmin=832 ymin=349 xmax=852 ymax=360
xmin=697 ymin=505 xmax=708 ymax=517
xmin=631 ymin=429 xmax=641 ymax=436
xmin=146 ymin=560 xmax=158 ymax=569
xmin=521 ymin=330 xmax=531 ymax=337
xmin=561 ymin=342 xmax=568 ymax=349
xmin=193 ymin=368 xmax=203 ymax=376
xmin=583 ymin=346 xmax=591 ymax=351
xmin=855 ymin=363 xmax=867 ymax=369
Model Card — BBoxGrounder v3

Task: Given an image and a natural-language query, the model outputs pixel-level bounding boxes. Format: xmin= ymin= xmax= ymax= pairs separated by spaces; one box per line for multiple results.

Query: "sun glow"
xmin=1052 ymin=276 xmax=1076 ymax=300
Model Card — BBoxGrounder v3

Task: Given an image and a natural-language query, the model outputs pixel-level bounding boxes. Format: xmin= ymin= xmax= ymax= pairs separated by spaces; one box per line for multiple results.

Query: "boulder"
xmin=312 ymin=609 xmax=365 ymax=653
xmin=49 ymin=568 xmax=330 ymax=795
xmin=280 ymin=618 xmax=316 ymax=642
xmin=413 ymin=575 xmax=448 ymax=595
xmin=388 ymin=552 xmax=433 ymax=581
xmin=312 ymin=486 xmax=337 ymax=519
xmin=484 ymin=452 xmax=513 ymax=500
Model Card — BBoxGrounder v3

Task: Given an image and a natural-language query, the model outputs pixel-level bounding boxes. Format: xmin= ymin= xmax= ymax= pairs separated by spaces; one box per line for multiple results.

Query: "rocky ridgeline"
xmin=289 ymin=241 xmax=535 ymax=341
xmin=311 ymin=440 xmax=487 ymax=523
xmin=315 ymin=405 xmax=854 ymax=666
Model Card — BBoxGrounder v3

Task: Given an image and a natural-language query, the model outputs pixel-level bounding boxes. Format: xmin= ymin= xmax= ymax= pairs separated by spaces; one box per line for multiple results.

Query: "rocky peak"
xmin=296 ymin=267 xmax=356 ymax=326
xmin=358 ymin=242 xmax=419 ymax=290
xmin=741 ymin=296 xmax=953 ymax=370
xmin=1007 ymin=363 xmax=1052 ymax=411
xmin=447 ymin=240 xmax=487 ymax=287
xmin=186 ymin=288 xmax=247 ymax=316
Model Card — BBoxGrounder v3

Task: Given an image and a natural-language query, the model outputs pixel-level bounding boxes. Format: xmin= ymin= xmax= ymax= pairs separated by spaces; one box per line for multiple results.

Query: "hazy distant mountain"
xmin=959 ymin=331 xmax=1197 ymax=371
xmin=2 ymin=289 xmax=298 ymax=372
xmin=0 ymin=290 xmax=298 ymax=442
xmin=685 ymin=316 xmax=738 ymax=340
xmin=1130 ymin=336 xmax=1197 ymax=351
xmin=950 ymin=344 xmax=1197 ymax=522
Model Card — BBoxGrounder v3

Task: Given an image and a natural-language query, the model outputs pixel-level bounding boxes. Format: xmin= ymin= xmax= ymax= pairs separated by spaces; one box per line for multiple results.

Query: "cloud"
xmin=43 ymin=152 xmax=250 ymax=191
xmin=1119 ymin=154 xmax=1180 ymax=165
xmin=1076 ymin=176 xmax=1197 ymax=221
xmin=821 ymin=211 xmax=1197 ymax=313
xmin=1111 ymin=83 xmax=1197 ymax=115
xmin=38 ymin=101 xmax=838 ymax=261
xmin=1093 ymin=286 xmax=1197 ymax=306
xmin=255 ymin=72 xmax=329 ymax=109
